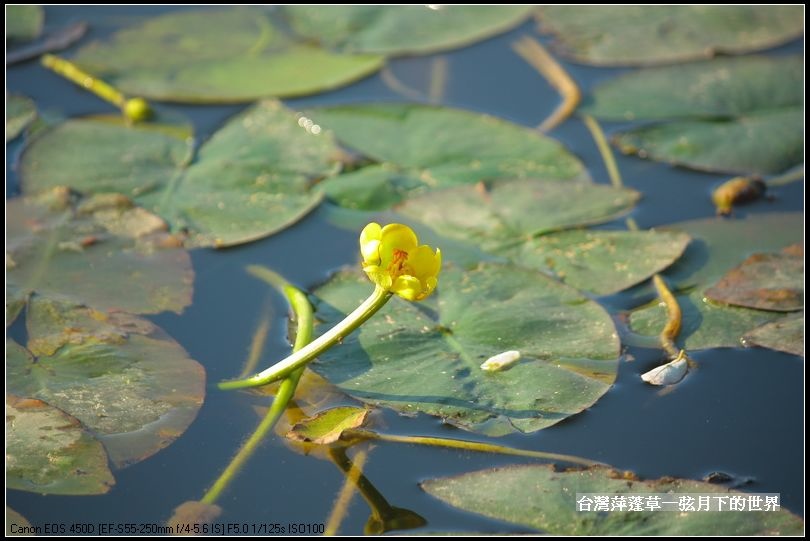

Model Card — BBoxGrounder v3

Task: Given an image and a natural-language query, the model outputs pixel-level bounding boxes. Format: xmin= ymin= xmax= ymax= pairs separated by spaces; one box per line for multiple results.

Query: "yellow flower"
xmin=360 ymin=223 xmax=441 ymax=301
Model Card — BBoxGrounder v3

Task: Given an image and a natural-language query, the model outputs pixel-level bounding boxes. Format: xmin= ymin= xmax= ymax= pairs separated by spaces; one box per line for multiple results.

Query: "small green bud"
xmin=123 ymin=97 xmax=153 ymax=122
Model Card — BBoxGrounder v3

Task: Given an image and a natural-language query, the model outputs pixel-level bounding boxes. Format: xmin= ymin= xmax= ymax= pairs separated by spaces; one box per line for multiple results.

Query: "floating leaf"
xmin=613 ymin=111 xmax=802 ymax=175
xmin=640 ymin=354 xmax=688 ymax=386
xmin=397 ymin=180 xmax=690 ymax=295
xmin=71 ymin=8 xmax=383 ymax=103
xmin=7 ymin=5 xmax=44 ymax=43
xmin=312 ymin=263 xmax=620 ymax=436
xmin=7 ymin=187 xmax=192 ymax=317
xmin=21 ymin=101 xmax=337 ymax=247
xmin=629 ymin=213 xmax=803 ymax=351
xmin=743 ymin=314 xmax=804 ymax=358
xmin=6 ymin=94 xmax=36 ymax=141
xmin=705 ymin=245 xmax=803 ymax=312
xmin=7 ymin=296 xmax=205 ymax=468
xmin=310 ymin=103 xmax=590 ymax=210
xmin=537 ymin=6 xmax=804 ymax=66
xmin=6 ymin=394 xmax=115 ymax=495
xmin=581 ymin=56 xmax=803 ymax=175
xmin=422 ymin=464 xmax=804 ymax=534
xmin=286 ymin=406 xmax=369 ymax=445
xmin=284 ymin=6 xmax=534 ymax=56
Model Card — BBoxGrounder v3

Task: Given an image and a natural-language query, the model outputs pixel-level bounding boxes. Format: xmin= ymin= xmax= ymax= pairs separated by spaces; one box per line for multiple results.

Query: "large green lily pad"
xmin=310 ymin=103 xmax=590 ymax=210
xmin=7 ymin=188 xmax=193 ymax=319
xmin=7 ymin=5 xmax=44 ymax=43
xmin=628 ymin=213 xmax=803 ymax=351
xmin=20 ymin=101 xmax=338 ymax=247
xmin=8 ymin=184 xmax=195 ymax=322
xmin=582 ymin=56 xmax=803 ymax=175
xmin=311 ymin=263 xmax=620 ymax=436
xmin=397 ymin=179 xmax=689 ymax=295
xmin=6 ymin=94 xmax=36 ymax=141
xmin=7 ymin=296 xmax=205 ymax=468
xmin=284 ymin=6 xmax=534 ymax=56
xmin=71 ymin=8 xmax=383 ymax=102
xmin=536 ymin=6 xmax=804 ymax=66
xmin=422 ymin=464 xmax=804 ymax=534
xmin=7 ymin=394 xmax=115 ymax=496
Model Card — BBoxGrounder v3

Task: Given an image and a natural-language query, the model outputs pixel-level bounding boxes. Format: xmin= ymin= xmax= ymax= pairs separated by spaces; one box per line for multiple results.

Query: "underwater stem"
xmin=201 ymin=271 xmax=313 ymax=505
xmin=345 ymin=429 xmax=603 ymax=467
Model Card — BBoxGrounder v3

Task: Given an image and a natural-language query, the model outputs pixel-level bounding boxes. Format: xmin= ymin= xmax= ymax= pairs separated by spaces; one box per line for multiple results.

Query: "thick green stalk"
xmin=201 ymin=270 xmax=313 ymax=505
xmin=219 ymin=285 xmax=392 ymax=390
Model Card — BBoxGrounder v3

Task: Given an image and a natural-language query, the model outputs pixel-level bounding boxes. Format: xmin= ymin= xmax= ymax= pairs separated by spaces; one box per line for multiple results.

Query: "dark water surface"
xmin=6 ymin=6 xmax=804 ymax=534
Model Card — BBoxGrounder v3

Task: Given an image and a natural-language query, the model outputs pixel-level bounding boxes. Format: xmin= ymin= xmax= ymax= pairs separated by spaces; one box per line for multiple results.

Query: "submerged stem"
xmin=582 ymin=114 xmax=624 ymax=189
xmin=201 ymin=270 xmax=313 ymax=505
xmin=512 ymin=36 xmax=581 ymax=133
xmin=324 ymin=448 xmax=369 ymax=536
xmin=219 ymin=285 xmax=392 ymax=390
xmin=344 ymin=429 xmax=603 ymax=467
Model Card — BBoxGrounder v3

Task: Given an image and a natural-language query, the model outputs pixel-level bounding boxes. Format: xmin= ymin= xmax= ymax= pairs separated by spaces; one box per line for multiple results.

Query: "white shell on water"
xmin=480 ymin=350 xmax=521 ymax=372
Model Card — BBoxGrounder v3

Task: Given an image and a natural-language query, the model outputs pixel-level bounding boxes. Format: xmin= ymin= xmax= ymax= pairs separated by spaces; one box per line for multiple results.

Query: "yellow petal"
xmin=408 ymin=245 xmax=441 ymax=281
xmin=379 ymin=223 xmax=418 ymax=265
xmin=360 ymin=223 xmax=382 ymax=264
xmin=363 ymin=265 xmax=392 ymax=290
xmin=391 ymin=275 xmax=422 ymax=301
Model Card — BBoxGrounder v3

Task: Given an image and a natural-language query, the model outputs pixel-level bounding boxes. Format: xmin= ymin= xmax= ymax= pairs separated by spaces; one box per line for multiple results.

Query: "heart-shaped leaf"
xmin=537 ymin=6 xmax=803 ymax=66
xmin=310 ymin=103 xmax=590 ymax=210
xmin=397 ymin=179 xmax=690 ymax=295
xmin=21 ymin=101 xmax=337 ymax=247
xmin=7 ymin=188 xmax=192 ymax=319
xmin=284 ymin=6 xmax=534 ymax=56
xmin=582 ymin=56 xmax=803 ymax=175
xmin=311 ymin=263 xmax=620 ymax=436
xmin=71 ymin=8 xmax=383 ymax=102
xmin=6 ymin=394 xmax=115 ymax=495
xmin=7 ymin=296 xmax=205 ymax=469
xmin=628 ymin=213 xmax=803 ymax=352
xmin=422 ymin=464 xmax=804 ymax=534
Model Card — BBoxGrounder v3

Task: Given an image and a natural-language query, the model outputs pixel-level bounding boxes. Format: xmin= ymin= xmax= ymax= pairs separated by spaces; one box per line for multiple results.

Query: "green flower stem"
xmin=219 ymin=284 xmax=392 ymax=390
xmin=200 ymin=270 xmax=313 ymax=505
xmin=343 ymin=429 xmax=603 ymax=467
xmin=41 ymin=54 xmax=152 ymax=121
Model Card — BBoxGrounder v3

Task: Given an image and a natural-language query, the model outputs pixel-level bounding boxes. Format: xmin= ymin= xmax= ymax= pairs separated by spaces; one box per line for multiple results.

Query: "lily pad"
xmin=6 ymin=394 xmax=115 ymax=495
xmin=422 ymin=464 xmax=804 ymax=534
xmin=21 ymin=101 xmax=338 ymax=247
xmin=6 ymin=94 xmax=36 ymax=141
xmin=7 ymin=296 xmax=206 ymax=468
xmin=397 ymin=179 xmax=690 ymax=295
xmin=310 ymin=103 xmax=590 ymax=210
xmin=7 ymin=187 xmax=193 ymax=318
xmin=284 ymin=6 xmax=534 ymax=56
xmin=312 ymin=263 xmax=620 ymax=436
xmin=536 ymin=6 xmax=804 ymax=66
xmin=628 ymin=213 xmax=803 ymax=351
xmin=286 ymin=406 xmax=369 ymax=445
xmin=743 ymin=314 xmax=804 ymax=358
xmin=705 ymin=245 xmax=803 ymax=312
xmin=581 ymin=56 xmax=803 ymax=175
xmin=7 ymin=5 xmax=44 ymax=43
xmin=71 ymin=8 xmax=383 ymax=102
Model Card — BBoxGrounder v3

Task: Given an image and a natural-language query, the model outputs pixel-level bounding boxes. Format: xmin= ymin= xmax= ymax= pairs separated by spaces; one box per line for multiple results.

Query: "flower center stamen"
xmin=388 ymin=248 xmax=411 ymax=278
